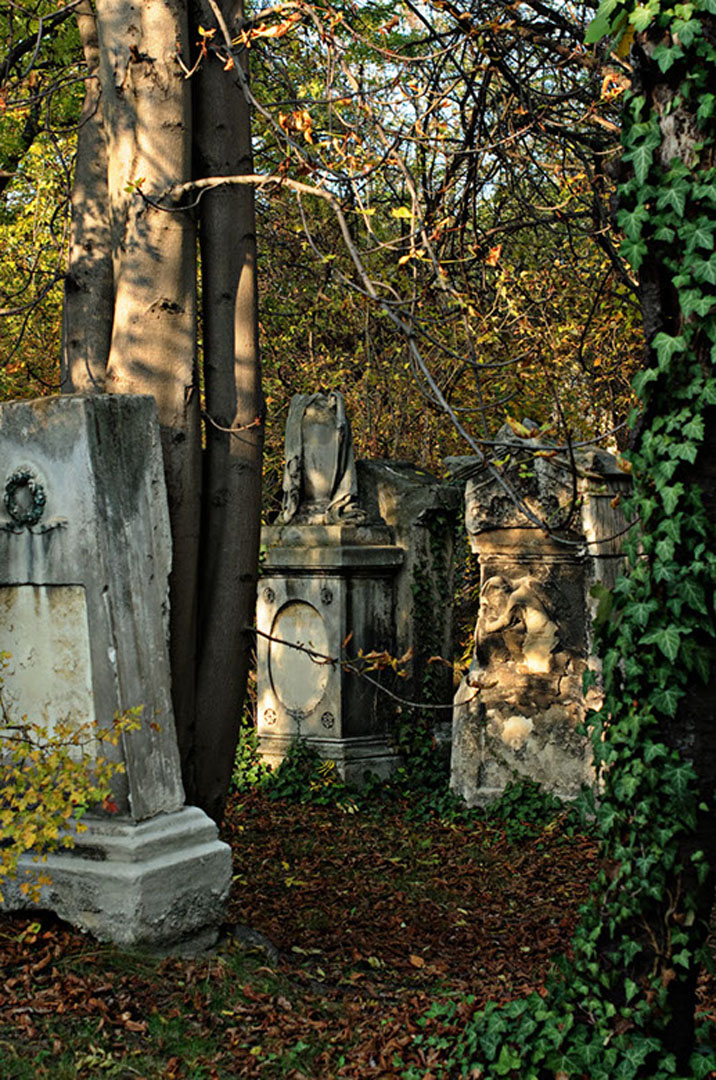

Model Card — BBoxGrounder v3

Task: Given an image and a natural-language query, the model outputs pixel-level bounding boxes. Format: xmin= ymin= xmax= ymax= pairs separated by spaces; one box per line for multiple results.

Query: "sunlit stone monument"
xmin=448 ymin=423 xmax=631 ymax=805
xmin=0 ymin=394 xmax=231 ymax=949
xmin=256 ymin=392 xmax=403 ymax=783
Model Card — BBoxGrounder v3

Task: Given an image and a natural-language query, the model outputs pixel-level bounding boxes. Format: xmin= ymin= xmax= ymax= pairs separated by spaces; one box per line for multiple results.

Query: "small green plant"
xmin=230 ymin=715 xmax=272 ymax=793
xmin=483 ymin=774 xmax=584 ymax=842
xmin=0 ymin=651 xmax=142 ymax=901
xmin=267 ymin=739 xmax=359 ymax=811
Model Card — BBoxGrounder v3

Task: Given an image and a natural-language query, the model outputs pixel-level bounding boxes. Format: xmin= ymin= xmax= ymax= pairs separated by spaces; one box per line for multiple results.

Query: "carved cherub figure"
xmin=477 ymin=574 xmax=558 ymax=674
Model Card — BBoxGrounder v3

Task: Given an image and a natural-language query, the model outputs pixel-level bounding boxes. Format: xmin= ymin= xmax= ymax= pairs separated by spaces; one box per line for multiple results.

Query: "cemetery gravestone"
xmin=448 ymin=424 xmax=631 ymax=804
xmin=0 ymin=394 xmax=231 ymax=949
xmin=257 ymin=392 xmax=403 ymax=783
xmin=356 ymin=460 xmax=460 ymax=759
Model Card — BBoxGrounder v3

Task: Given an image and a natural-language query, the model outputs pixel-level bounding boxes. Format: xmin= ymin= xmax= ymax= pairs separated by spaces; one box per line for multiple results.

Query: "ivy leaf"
xmin=629 ymin=1 xmax=659 ymax=29
xmin=657 ymin=182 xmax=689 ymax=217
xmin=655 ymin=537 xmax=675 ymax=562
xmin=680 ymin=289 xmax=715 ymax=317
xmin=683 ymin=218 xmax=715 ymax=251
xmin=667 ymin=760 xmax=695 ymax=798
xmin=672 ymin=441 xmax=699 ymax=463
xmin=661 ymin=484 xmax=684 ymax=514
xmin=680 ymin=577 xmax=708 ymax=614
xmin=641 ymin=625 xmax=681 ymax=661
xmin=628 ymin=601 xmax=656 ymax=627
xmin=653 ymin=41 xmax=685 ymax=71
xmin=495 ymin=1044 xmax=522 ymax=1074
xmin=652 ymin=332 xmax=686 ymax=370
xmin=661 ymin=518 xmax=682 ymax=544
xmin=625 ymin=142 xmax=655 ymax=185
xmin=652 ymin=686 xmax=683 ymax=716
xmin=697 ymin=93 xmax=715 ymax=123
xmin=585 ymin=0 xmax=619 ymax=42
xmin=691 ymin=255 xmax=716 ymax=285
xmin=694 ymin=180 xmax=716 ymax=204
xmin=617 ymin=204 xmax=649 ymax=241
xmin=654 ymin=224 xmax=676 ymax=242
xmin=671 ymin=16 xmax=702 ymax=45
xmin=632 ymin=366 xmax=658 ymax=398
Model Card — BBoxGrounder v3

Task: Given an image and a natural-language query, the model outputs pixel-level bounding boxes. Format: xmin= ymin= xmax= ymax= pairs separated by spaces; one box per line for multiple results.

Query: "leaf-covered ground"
xmin=0 ymin=790 xmax=714 ymax=1079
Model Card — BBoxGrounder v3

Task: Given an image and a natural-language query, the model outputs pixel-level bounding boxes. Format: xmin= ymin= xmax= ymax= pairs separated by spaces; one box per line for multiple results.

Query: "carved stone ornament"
xmin=264 ymin=708 xmax=277 ymax=726
xmin=476 ymin=574 xmax=559 ymax=675
xmin=321 ymin=711 xmax=335 ymax=729
xmin=1 ymin=467 xmax=65 ymax=534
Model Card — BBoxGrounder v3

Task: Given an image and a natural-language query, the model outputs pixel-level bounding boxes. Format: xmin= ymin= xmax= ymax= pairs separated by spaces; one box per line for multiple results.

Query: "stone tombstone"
xmin=0 ymin=394 xmax=231 ymax=949
xmin=257 ymin=393 xmax=403 ymax=783
xmin=356 ymin=460 xmax=460 ymax=756
xmin=448 ymin=424 xmax=631 ymax=805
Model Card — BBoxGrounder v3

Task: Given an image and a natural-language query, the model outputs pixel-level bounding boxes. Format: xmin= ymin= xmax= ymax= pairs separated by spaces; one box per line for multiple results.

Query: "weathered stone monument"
xmin=256 ymin=393 xmax=403 ymax=783
xmin=449 ymin=424 xmax=631 ymax=804
xmin=356 ymin=460 xmax=460 ymax=756
xmin=0 ymin=394 xmax=231 ymax=949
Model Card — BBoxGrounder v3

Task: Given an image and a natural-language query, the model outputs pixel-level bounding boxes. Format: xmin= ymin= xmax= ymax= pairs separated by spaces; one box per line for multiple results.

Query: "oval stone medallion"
xmin=269 ymin=601 xmax=330 ymax=715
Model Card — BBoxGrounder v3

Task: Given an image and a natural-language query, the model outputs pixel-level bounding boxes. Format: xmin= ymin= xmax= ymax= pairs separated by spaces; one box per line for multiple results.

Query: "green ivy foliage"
xmin=399 ymin=0 xmax=716 ymax=1075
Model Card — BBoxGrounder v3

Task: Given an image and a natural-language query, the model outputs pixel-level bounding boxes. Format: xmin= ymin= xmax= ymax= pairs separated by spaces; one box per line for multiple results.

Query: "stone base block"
xmin=1 ymin=807 xmax=232 ymax=951
xmin=258 ymin=732 xmax=399 ymax=787
xmin=451 ymin=682 xmax=593 ymax=807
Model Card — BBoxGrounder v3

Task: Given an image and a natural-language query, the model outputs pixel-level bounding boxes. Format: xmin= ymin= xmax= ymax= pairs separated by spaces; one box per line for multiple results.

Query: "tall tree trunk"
xmin=94 ymin=0 xmax=202 ymax=761
xmin=632 ymin=38 xmax=716 ymax=1062
xmin=190 ymin=0 xmax=263 ymax=821
xmin=61 ymin=0 xmax=113 ymax=393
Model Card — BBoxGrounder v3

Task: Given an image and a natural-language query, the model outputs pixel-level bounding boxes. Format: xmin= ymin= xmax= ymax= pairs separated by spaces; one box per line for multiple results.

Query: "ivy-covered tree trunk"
xmin=608 ymin=8 xmax=716 ymax=1063
xmin=429 ymin=2 xmax=716 ymax=1076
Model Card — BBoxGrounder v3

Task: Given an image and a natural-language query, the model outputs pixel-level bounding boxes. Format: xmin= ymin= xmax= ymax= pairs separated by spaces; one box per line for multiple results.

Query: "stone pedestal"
xmin=2 ymin=808 xmax=230 ymax=952
xmin=0 ymin=395 xmax=231 ymax=948
xmin=448 ymin=430 xmax=631 ymax=805
xmin=256 ymin=522 xmax=403 ymax=784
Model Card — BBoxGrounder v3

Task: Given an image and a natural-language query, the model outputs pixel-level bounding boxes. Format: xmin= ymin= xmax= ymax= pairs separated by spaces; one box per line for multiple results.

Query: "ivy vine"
xmin=402 ymin=0 xmax=716 ymax=1075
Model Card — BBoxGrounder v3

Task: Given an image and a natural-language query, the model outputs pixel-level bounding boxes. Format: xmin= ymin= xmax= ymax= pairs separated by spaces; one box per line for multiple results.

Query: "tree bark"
xmin=94 ymin=0 xmax=202 ymax=761
xmin=61 ymin=0 xmax=113 ymax=393
xmin=189 ymin=0 xmax=263 ymax=821
xmin=626 ymin=33 xmax=716 ymax=1069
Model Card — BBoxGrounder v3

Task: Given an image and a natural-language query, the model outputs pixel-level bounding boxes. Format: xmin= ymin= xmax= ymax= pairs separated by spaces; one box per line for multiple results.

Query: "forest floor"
xmin=1 ymin=789 xmax=715 ymax=1079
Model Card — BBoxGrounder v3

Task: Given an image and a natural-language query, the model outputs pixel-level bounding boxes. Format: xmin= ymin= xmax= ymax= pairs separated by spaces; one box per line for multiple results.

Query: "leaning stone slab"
xmin=0 ymin=394 xmax=231 ymax=949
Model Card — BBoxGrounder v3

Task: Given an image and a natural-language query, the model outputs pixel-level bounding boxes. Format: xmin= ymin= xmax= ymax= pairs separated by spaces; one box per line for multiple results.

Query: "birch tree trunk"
xmin=61 ymin=0 xmax=113 ymax=393
xmin=190 ymin=0 xmax=263 ymax=821
xmin=95 ymin=0 xmax=202 ymax=760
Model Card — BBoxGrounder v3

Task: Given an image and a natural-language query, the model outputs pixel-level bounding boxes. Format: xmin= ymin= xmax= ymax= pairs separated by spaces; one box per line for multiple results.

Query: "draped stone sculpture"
xmin=280 ymin=392 xmax=366 ymax=525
